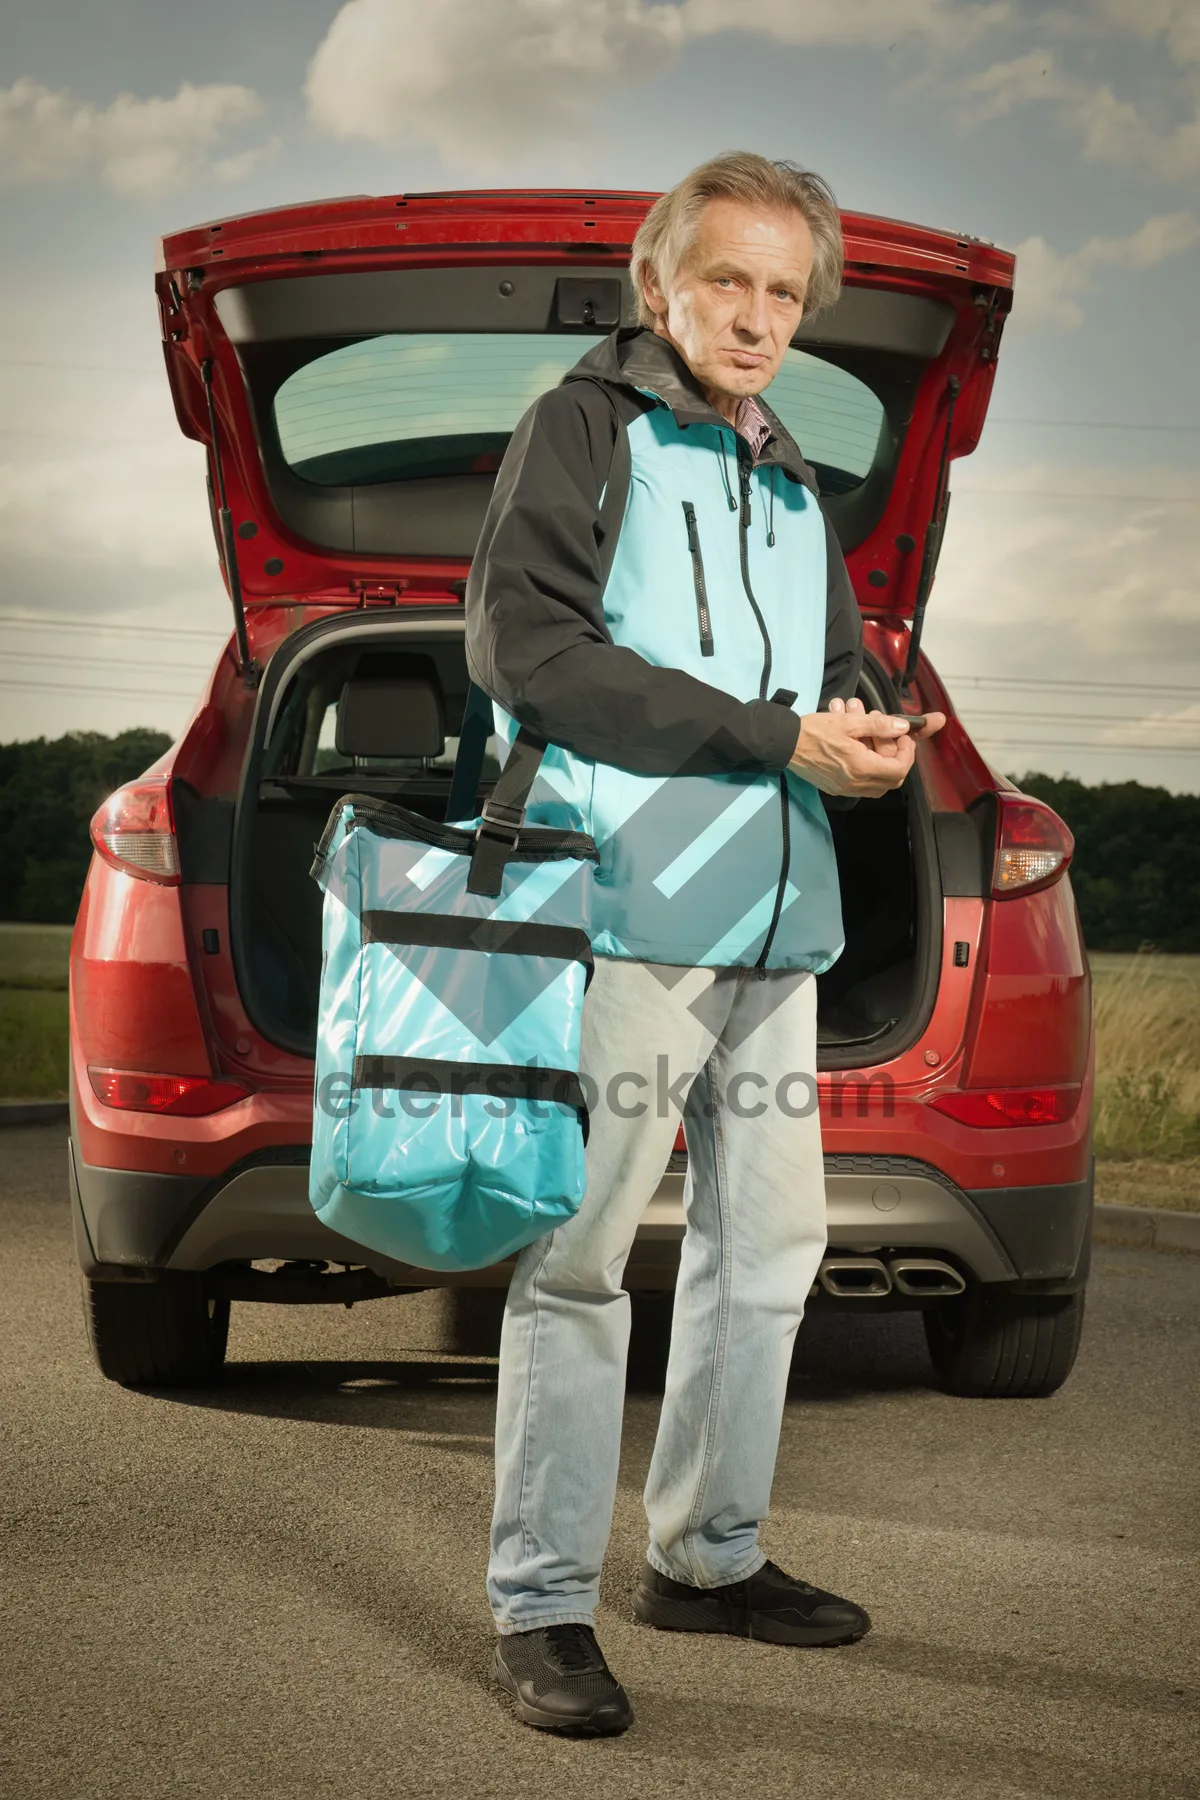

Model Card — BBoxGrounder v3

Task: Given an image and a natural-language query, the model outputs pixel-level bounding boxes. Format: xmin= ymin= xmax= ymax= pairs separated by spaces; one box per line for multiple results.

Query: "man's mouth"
xmin=727 ymin=351 xmax=765 ymax=370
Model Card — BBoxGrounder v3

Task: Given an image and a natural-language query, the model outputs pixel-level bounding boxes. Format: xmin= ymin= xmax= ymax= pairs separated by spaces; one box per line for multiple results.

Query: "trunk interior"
xmin=230 ymin=620 xmax=937 ymax=1067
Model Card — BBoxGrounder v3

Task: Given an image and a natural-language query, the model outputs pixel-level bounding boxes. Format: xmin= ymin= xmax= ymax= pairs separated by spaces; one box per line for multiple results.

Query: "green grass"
xmin=0 ymin=926 xmax=72 ymax=1098
xmin=1090 ymin=951 xmax=1200 ymax=991
xmin=1095 ymin=1160 xmax=1200 ymax=1213
xmin=0 ymin=987 xmax=69 ymax=1100
xmin=1091 ymin=953 xmax=1200 ymax=1164
xmin=0 ymin=923 xmax=72 ymax=991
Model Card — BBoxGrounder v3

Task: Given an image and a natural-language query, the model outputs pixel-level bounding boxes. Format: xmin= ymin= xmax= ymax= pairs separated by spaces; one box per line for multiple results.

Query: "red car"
xmin=69 ymin=190 xmax=1092 ymax=1398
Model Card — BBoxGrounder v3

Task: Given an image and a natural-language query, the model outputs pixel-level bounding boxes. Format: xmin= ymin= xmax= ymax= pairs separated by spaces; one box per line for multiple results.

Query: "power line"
xmin=0 ymin=677 xmax=197 ymax=701
xmin=972 ymin=738 xmax=1200 ymax=754
xmin=953 ymin=489 xmax=1198 ymax=504
xmin=0 ymin=427 xmax=174 ymax=444
xmin=2 ymin=649 xmax=217 ymax=674
xmin=0 ymin=358 xmax=160 ymax=374
xmin=943 ymin=674 xmax=1200 ymax=697
xmin=959 ymin=709 xmax=1200 ymax=728
xmin=987 ymin=416 xmax=1200 ymax=433
xmin=0 ymin=612 xmax=228 ymax=643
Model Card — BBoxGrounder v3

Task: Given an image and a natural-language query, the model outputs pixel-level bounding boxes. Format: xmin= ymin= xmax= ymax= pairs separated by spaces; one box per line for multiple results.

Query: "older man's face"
xmin=644 ymin=197 xmax=813 ymax=402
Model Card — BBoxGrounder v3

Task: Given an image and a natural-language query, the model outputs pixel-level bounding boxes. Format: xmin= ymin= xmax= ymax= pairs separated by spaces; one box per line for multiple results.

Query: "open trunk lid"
xmin=156 ymin=190 xmax=1014 ymax=624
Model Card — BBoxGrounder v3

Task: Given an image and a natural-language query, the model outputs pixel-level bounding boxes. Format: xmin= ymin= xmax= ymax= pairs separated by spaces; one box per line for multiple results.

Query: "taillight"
xmin=88 ymin=1067 xmax=249 ymax=1115
xmin=992 ymin=794 xmax=1073 ymax=898
xmin=89 ymin=778 xmax=178 ymax=884
xmin=930 ymin=1085 xmax=1081 ymax=1127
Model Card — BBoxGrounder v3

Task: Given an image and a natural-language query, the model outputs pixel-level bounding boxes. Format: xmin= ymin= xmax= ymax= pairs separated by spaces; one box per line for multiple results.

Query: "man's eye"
xmin=715 ymin=276 xmax=736 ymax=289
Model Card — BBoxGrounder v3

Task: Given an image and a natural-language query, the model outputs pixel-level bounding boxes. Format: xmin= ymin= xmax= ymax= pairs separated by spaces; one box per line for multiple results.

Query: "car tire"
xmin=447 ymin=1287 xmax=507 ymax=1357
xmin=923 ymin=1285 xmax=1085 ymax=1398
xmin=82 ymin=1272 xmax=230 ymax=1387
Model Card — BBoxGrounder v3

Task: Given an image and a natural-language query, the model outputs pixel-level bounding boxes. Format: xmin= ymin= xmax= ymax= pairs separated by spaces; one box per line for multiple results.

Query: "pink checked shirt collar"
xmin=735 ymin=394 xmax=772 ymax=462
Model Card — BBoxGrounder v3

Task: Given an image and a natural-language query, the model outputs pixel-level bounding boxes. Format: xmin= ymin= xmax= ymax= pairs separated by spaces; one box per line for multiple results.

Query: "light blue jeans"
xmin=488 ymin=956 xmax=827 ymax=1632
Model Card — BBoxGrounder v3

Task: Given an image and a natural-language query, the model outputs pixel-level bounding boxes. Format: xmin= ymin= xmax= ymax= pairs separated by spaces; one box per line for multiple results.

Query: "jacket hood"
xmin=564 ymin=328 xmax=821 ymax=495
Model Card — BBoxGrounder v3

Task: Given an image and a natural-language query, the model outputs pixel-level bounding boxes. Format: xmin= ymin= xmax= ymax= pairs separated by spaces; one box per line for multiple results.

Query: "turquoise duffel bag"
xmin=308 ymin=729 xmax=598 ymax=1272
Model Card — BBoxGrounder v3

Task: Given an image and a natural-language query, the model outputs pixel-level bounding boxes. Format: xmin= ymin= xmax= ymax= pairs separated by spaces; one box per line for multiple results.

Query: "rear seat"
xmin=248 ymin=653 xmax=454 ymax=1041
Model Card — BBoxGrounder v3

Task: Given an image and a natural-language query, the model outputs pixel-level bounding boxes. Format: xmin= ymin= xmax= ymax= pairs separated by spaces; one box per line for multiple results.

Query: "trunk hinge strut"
xmin=901 ymin=374 xmax=960 ymax=695
xmin=200 ymin=357 xmax=260 ymax=688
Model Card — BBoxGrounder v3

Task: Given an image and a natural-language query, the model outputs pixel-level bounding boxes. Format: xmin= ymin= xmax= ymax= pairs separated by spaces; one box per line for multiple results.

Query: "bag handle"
xmin=460 ymin=385 xmax=634 ymax=898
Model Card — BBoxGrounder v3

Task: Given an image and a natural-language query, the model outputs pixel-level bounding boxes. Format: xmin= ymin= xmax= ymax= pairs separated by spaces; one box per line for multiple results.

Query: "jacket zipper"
xmin=734 ymin=442 xmax=790 ymax=978
xmin=682 ymin=500 xmax=715 ymax=657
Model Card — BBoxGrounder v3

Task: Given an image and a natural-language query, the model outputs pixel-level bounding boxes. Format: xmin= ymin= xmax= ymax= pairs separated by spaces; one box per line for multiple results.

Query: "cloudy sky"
xmin=2 ymin=0 xmax=1198 ymax=790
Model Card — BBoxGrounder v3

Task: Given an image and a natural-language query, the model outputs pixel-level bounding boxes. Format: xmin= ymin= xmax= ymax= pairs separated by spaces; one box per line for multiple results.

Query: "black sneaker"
xmin=633 ymin=1558 xmax=870 ymax=1646
xmin=493 ymin=1624 xmax=633 ymax=1736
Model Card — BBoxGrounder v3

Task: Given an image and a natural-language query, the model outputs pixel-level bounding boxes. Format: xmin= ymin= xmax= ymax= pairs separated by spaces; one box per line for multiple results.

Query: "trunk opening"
xmin=230 ymin=623 xmax=939 ymax=1068
xmin=817 ymin=653 xmax=942 ymax=1068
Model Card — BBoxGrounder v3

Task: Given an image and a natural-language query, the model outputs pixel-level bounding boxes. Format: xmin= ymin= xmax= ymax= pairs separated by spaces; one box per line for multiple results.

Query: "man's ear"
xmin=641 ymin=267 xmax=667 ymax=324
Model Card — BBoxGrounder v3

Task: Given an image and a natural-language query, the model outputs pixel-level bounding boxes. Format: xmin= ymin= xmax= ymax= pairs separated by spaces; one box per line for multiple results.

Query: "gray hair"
xmin=629 ymin=150 xmax=843 ymax=327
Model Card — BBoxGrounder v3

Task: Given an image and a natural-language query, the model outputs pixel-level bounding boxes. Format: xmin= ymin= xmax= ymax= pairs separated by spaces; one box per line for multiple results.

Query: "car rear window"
xmin=273 ymin=332 xmax=885 ymax=494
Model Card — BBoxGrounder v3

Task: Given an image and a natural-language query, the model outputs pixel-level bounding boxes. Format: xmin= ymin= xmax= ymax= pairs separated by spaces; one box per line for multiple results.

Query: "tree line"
xmin=1016 ymin=773 xmax=1199 ymax=954
xmin=0 ymin=732 xmax=1196 ymax=951
xmin=0 ymin=730 xmax=171 ymax=924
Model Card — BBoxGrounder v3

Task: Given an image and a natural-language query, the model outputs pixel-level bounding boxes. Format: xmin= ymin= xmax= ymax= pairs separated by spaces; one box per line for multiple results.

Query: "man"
xmin=465 ymin=150 xmax=945 ymax=1736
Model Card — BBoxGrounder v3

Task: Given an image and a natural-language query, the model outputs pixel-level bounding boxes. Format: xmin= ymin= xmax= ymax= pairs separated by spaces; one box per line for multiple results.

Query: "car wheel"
xmin=82 ymin=1272 xmax=230 ymax=1387
xmin=923 ymin=1285 xmax=1085 ymax=1398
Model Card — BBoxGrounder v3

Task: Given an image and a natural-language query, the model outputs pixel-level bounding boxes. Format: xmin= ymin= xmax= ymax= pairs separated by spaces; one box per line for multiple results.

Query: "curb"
xmin=1094 ymin=1201 xmax=1200 ymax=1255
xmin=0 ymin=1101 xmax=68 ymax=1128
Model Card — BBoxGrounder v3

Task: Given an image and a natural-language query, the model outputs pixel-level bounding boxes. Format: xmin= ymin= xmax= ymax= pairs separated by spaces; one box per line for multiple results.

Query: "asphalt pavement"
xmin=2 ymin=1123 xmax=1198 ymax=1800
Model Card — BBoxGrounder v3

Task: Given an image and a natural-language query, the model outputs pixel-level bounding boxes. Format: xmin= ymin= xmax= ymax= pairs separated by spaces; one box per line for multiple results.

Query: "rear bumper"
xmin=70 ymin=1143 xmax=1093 ymax=1295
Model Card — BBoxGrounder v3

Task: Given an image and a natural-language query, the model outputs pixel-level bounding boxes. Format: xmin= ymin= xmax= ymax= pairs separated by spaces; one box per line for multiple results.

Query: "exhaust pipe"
xmin=818 ymin=1256 xmax=893 ymax=1298
xmin=888 ymin=1257 xmax=966 ymax=1298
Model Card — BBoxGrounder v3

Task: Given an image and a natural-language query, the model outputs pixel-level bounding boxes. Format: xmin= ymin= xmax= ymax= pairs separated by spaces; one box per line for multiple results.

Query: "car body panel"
xmin=963 ymin=883 xmax=1092 ymax=1088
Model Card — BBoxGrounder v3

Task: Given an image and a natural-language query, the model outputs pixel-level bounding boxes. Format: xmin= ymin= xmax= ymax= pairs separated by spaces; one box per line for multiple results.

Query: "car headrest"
xmin=334 ymin=653 xmax=446 ymax=759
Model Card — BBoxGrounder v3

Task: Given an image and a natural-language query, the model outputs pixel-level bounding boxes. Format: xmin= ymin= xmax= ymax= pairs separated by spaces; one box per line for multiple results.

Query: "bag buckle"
xmin=477 ymin=797 xmax=523 ymax=850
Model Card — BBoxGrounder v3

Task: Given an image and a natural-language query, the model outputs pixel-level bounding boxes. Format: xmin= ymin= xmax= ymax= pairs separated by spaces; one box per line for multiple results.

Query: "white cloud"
xmin=926 ymin=463 xmax=1200 ymax=788
xmin=305 ymin=0 xmax=1008 ymax=163
xmin=306 ymin=0 xmax=685 ymax=161
xmin=0 ymin=77 xmax=266 ymax=199
xmin=959 ymin=48 xmax=1078 ymax=124
xmin=681 ymin=0 xmax=1010 ymax=51
xmin=1087 ymin=0 xmax=1200 ymax=70
xmin=212 ymin=134 xmax=283 ymax=185
xmin=1011 ymin=212 xmax=1200 ymax=328
xmin=0 ymin=433 xmax=232 ymax=744
xmin=0 ymin=442 xmax=215 ymax=574
xmin=962 ymin=6 xmax=1200 ymax=180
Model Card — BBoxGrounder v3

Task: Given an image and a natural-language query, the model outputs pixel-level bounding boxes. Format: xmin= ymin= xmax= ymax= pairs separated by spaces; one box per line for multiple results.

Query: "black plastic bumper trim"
xmin=965 ymin=1169 xmax=1093 ymax=1282
xmin=69 ymin=1139 xmax=311 ymax=1272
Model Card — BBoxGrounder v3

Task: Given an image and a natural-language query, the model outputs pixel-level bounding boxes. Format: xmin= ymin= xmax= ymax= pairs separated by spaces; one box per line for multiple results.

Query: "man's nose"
xmin=734 ymin=288 xmax=771 ymax=341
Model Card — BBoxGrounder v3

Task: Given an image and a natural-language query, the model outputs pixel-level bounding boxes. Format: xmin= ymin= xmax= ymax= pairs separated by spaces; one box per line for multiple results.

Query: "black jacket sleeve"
xmin=465 ymin=383 xmax=801 ymax=778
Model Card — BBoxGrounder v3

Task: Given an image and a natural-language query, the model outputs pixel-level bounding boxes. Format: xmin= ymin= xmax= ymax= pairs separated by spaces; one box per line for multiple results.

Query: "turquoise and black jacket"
xmin=464 ymin=328 xmax=863 ymax=973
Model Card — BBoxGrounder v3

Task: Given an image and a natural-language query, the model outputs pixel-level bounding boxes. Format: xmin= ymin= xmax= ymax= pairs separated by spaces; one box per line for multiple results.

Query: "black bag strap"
xmin=465 ymin=723 xmax=547 ymax=896
xmin=459 ymin=384 xmax=634 ymax=898
xmin=352 ymin=1054 xmax=589 ymax=1143
xmin=445 ymin=679 xmax=495 ymax=825
xmin=361 ymin=908 xmax=594 ymax=981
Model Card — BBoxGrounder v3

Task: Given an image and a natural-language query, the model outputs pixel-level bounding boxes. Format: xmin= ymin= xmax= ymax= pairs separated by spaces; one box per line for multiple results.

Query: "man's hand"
xmin=787 ymin=697 xmax=946 ymax=797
